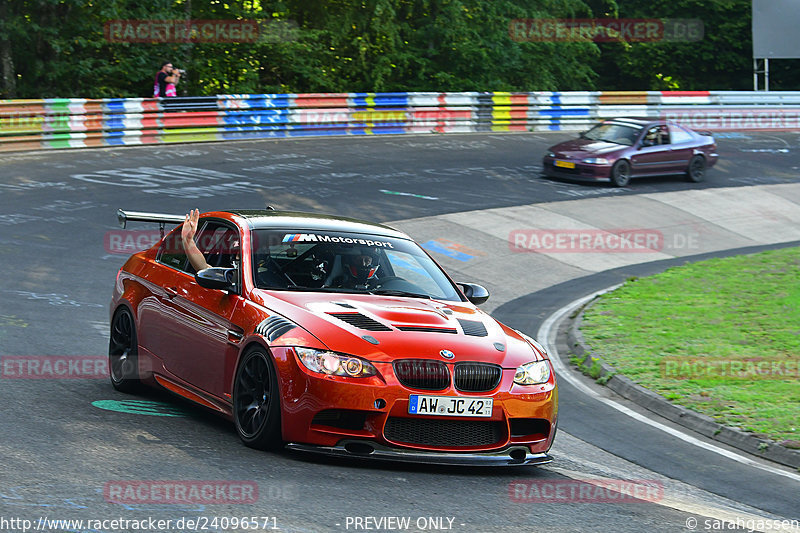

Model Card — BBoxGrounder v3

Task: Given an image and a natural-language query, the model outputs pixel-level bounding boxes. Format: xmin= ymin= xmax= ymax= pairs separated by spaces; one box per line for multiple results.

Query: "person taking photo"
xmin=153 ymin=61 xmax=181 ymax=98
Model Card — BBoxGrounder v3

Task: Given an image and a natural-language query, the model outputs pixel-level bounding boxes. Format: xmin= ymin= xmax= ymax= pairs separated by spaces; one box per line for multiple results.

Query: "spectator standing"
xmin=153 ymin=61 xmax=181 ymax=98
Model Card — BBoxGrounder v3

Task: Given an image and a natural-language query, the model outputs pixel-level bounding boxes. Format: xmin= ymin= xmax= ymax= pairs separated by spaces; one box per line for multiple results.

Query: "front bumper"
xmin=271 ymin=347 xmax=558 ymax=456
xmin=542 ymin=157 xmax=611 ymax=181
xmin=287 ymin=440 xmax=553 ymax=466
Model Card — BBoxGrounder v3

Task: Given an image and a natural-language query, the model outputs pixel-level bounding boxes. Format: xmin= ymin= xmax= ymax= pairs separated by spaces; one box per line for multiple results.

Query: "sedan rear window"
xmin=251 ymin=230 xmax=462 ymax=301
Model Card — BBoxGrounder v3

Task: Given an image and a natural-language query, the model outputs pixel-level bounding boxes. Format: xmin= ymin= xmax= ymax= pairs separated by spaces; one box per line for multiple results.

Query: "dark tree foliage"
xmin=592 ymin=0 xmax=754 ymax=91
xmin=0 ymin=0 xmax=786 ymax=99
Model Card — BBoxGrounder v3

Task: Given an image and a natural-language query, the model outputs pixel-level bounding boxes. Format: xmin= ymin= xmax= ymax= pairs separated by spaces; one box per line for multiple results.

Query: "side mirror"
xmin=459 ymin=283 xmax=490 ymax=305
xmin=196 ymin=267 xmax=236 ymax=291
xmin=579 ymin=131 xmax=587 ymax=138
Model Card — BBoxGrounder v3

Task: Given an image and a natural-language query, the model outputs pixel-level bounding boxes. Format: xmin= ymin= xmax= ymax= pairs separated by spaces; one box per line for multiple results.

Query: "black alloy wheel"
xmin=109 ymin=307 xmax=140 ymax=392
xmin=233 ymin=348 xmax=282 ymax=450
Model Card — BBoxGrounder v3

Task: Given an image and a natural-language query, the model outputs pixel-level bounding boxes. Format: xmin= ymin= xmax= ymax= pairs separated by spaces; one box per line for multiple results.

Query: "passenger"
xmin=181 ymin=208 xmax=240 ymax=273
xmin=181 ymin=208 xmax=210 ymax=271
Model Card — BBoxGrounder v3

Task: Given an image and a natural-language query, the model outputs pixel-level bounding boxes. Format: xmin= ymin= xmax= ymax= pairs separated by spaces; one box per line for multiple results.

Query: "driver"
xmin=644 ymin=127 xmax=660 ymax=145
xmin=329 ymin=249 xmax=382 ymax=289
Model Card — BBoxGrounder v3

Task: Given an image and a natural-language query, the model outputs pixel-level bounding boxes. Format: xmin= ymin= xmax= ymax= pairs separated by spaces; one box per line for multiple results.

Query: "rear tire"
xmin=233 ymin=347 xmax=282 ymax=450
xmin=610 ymin=160 xmax=631 ymax=187
xmin=686 ymin=155 xmax=706 ymax=182
xmin=109 ymin=307 xmax=140 ymax=393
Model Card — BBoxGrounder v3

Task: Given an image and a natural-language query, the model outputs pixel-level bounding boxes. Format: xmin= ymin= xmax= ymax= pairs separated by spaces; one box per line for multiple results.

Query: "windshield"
xmin=251 ymin=230 xmax=462 ymax=301
xmin=584 ymin=122 xmax=642 ymax=146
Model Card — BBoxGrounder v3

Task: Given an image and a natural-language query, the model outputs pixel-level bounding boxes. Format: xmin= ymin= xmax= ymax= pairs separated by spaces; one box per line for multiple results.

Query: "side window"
xmin=157 ymin=229 xmax=189 ymax=271
xmin=644 ymin=127 xmax=658 ymax=145
xmin=670 ymin=125 xmax=694 ymax=144
xmin=659 ymin=125 xmax=671 ymax=145
xmin=196 ymin=222 xmax=240 ymax=270
xmin=644 ymin=126 xmax=670 ymax=146
xmin=156 ymin=220 xmax=240 ymax=286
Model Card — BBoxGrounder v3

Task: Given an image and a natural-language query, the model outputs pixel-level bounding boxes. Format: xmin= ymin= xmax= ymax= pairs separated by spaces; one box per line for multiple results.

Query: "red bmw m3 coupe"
xmin=109 ymin=208 xmax=557 ymax=466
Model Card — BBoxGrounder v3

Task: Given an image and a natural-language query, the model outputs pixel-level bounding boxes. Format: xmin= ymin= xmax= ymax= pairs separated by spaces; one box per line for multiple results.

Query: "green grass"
xmin=580 ymin=247 xmax=800 ymax=443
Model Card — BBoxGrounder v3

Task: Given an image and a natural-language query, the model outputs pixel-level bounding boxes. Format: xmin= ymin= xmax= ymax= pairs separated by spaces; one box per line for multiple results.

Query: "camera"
xmin=173 ymin=68 xmax=185 ymax=75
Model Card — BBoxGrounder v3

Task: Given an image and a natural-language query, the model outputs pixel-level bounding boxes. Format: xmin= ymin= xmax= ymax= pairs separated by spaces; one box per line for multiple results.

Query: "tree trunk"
xmin=0 ymin=1 xmax=17 ymax=98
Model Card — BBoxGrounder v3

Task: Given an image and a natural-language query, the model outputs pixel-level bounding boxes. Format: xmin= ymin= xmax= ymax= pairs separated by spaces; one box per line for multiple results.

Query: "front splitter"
xmin=286 ymin=440 xmax=552 ymax=466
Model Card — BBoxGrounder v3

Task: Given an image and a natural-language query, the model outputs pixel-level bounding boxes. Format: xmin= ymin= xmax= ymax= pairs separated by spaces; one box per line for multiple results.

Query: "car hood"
xmin=549 ymin=138 xmax=627 ymax=158
xmin=250 ymin=290 xmax=544 ymax=368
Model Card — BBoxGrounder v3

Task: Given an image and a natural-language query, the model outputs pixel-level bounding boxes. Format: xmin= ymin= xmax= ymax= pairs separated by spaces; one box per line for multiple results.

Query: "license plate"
xmin=555 ymin=160 xmax=576 ymax=169
xmin=408 ymin=395 xmax=493 ymax=417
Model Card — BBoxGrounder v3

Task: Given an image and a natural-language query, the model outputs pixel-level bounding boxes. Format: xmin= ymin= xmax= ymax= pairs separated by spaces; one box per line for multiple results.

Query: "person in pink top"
xmin=154 ymin=61 xmax=181 ymax=98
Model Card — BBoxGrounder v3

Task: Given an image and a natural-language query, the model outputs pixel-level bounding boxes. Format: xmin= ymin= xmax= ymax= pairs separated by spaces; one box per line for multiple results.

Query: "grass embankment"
xmin=579 ymin=247 xmax=800 ymax=444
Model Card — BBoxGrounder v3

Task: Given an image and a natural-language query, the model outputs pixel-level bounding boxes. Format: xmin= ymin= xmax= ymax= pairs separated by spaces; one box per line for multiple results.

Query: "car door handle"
xmin=165 ymin=287 xmax=179 ymax=298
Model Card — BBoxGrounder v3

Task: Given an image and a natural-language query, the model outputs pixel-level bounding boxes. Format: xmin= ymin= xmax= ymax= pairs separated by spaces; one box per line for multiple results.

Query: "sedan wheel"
xmin=610 ymin=160 xmax=631 ymax=187
xmin=233 ymin=348 xmax=282 ymax=450
xmin=686 ymin=155 xmax=706 ymax=182
xmin=109 ymin=308 xmax=140 ymax=392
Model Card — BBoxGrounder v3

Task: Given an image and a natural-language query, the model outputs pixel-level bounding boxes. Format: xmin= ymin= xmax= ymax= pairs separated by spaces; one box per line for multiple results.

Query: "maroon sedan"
xmin=542 ymin=118 xmax=719 ymax=187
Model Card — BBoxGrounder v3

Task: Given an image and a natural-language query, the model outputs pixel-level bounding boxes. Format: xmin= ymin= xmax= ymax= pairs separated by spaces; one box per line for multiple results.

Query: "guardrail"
xmin=2 ymin=91 xmax=800 ymax=153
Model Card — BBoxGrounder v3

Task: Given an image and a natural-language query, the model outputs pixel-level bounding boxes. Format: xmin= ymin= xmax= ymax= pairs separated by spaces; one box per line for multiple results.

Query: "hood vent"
xmin=333 ymin=302 xmax=356 ymax=309
xmin=458 ymin=319 xmax=488 ymax=337
xmin=396 ymin=326 xmax=457 ymax=334
xmin=256 ymin=316 xmax=297 ymax=342
xmin=328 ymin=312 xmax=392 ymax=332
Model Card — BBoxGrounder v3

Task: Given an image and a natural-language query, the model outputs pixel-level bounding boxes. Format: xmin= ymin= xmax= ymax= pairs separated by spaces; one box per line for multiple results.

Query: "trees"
xmin=0 ymin=0 xmax=779 ymax=98
xmin=592 ymin=0 xmax=753 ymax=90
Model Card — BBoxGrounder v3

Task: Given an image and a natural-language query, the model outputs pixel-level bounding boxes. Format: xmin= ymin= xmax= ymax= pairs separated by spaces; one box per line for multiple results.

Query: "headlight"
xmin=546 ymin=151 xmax=556 ymax=158
xmin=514 ymin=361 xmax=551 ymax=385
xmin=582 ymin=157 xmax=609 ymax=164
xmin=295 ymin=347 xmax=377 ymax=378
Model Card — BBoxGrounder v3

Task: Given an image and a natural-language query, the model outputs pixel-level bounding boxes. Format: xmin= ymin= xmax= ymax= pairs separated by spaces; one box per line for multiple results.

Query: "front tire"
xmin=686 ymin=155 xmax=706 ymax=182
xmin=109 ymin=307 xmax=140 ymax=392
xmin=610 ymin=160 xmax=631 ymax=187
xmin=233 ymin=347 xmax=282 ymax=450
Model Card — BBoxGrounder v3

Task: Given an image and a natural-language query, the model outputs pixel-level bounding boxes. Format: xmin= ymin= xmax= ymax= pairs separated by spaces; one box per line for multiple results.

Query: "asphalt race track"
xmin=1 ymin=132 xmax=799 ymax=533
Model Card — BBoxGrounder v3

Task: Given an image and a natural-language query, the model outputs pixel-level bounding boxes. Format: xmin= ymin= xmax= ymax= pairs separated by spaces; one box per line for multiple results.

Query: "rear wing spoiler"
xmin=117 ymin=209 xmax=185 ymax=238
